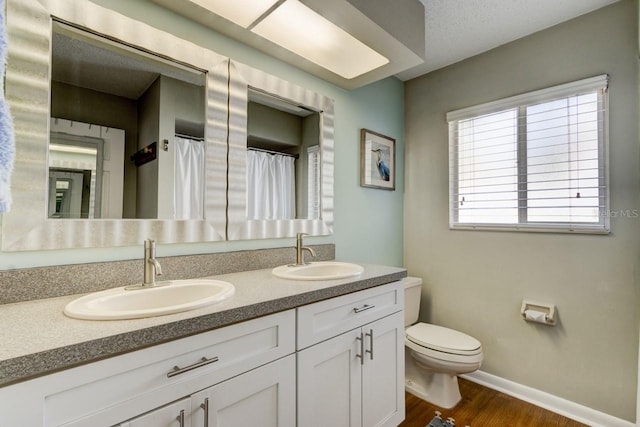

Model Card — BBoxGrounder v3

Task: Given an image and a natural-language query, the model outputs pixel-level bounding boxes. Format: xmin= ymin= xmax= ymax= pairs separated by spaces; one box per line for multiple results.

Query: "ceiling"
xmin=151 ymin=0 xmax=426 ymax=90
xmin=396 ymin=0 xmax=621 ymax=80
xmin=56 ymin=0 xmax=622 ymax=92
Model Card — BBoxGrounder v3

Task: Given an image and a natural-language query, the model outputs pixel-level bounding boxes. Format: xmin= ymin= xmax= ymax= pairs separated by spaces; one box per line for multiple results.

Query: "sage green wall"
xmin=404 ymin=0 xmax=639 ymax=421
xmin=335 ymin=78 xmax=404 ymax=266
xmin=248 ymin=102 xmax=302 ymax=147
xmin=0 ymin=0 xmax=404 ymax=269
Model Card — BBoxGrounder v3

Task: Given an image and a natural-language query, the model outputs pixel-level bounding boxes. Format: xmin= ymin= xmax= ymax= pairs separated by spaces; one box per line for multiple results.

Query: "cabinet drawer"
xmin=296 ymin=281 xmax=403 ymax=349
xmin=46 ymin=310 xmax=295 ymax=427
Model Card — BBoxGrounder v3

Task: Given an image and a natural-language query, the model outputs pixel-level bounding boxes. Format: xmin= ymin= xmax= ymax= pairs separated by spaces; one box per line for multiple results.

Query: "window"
xmin=447 ymin=75 xmax=609 ymax=233
xmin=307 ymin=145 xmax=321 ymax=219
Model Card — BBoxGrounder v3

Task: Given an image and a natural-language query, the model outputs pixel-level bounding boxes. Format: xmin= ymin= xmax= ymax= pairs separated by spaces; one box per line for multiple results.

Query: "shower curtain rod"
xmin=175 ymin=133 xmax=205 ymax=141
xmin=248 ymin=147 xmax=299 ymax=159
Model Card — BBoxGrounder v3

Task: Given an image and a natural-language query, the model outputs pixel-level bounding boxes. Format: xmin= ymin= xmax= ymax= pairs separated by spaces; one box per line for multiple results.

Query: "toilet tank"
xmin=403 ymin=277 xmax=423 ymax=327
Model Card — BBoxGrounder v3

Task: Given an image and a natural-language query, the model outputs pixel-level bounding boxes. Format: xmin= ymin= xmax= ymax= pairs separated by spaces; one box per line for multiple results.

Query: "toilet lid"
xmin=406 ymin=323 xmax=481 ymax=355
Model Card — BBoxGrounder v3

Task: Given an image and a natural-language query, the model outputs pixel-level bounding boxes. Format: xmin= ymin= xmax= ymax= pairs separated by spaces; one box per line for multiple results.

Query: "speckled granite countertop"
xmin=0 ymin=264 xmax=406 ymax=388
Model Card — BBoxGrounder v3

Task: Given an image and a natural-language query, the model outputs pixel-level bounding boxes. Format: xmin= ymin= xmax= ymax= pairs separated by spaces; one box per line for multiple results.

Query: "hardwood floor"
xmin=399 ymin=378 xmax=588 ymax=427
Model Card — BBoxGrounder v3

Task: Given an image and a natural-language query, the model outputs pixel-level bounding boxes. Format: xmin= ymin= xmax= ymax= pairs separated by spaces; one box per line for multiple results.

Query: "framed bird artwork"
xmin=360 ymin=128 xmax=395 ymax=190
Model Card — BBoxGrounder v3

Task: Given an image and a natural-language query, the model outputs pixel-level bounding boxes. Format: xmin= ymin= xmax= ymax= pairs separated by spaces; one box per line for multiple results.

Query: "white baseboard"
xmin=460 ymin=370 xmax=634 ymax=427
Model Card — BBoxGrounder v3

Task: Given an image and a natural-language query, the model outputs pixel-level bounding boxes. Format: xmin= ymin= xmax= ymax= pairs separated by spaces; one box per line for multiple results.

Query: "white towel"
xmin=0 ymin=0 xmax=15 ymax=213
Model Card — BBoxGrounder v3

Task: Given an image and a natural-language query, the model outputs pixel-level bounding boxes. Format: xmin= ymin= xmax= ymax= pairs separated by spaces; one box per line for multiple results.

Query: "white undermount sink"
xmin=272 ymin=261 xmax=364 ymax=281
xmin=64 ymin=279 xmax=235 ymax=320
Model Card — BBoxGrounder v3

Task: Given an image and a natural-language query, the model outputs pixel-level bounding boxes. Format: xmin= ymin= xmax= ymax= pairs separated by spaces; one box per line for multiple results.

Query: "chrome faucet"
xmin=293 ymin=233 xmax=316 ymax=266
xmin=143 ymin=239 xmax=163 ymax=286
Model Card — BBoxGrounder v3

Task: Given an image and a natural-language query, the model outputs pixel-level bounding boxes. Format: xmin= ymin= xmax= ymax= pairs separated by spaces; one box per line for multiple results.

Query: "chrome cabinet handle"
xmin=353 ymin=304 xmax=375 ymax=313
xmin=365 ymin=329 xmax=374 ymax=360
xmin=176 ymin=410 xmax=185 ymax=427
xmin=167 ymin=356 xmax=219 ymax=378
xmin=200 ymin=398 xmax=209 ymax=427
xmin=355 ymin=332 xmax=364 ymax=365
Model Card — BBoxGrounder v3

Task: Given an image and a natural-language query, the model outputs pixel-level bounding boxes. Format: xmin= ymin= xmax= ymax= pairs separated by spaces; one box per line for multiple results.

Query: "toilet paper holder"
xmin=520 ymin=300 xmax=556 ymax=326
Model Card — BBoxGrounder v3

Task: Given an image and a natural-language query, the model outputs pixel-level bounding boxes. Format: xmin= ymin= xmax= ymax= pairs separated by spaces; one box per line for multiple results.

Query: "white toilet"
xmin=403 ymin=277 xmax=483 ymax=409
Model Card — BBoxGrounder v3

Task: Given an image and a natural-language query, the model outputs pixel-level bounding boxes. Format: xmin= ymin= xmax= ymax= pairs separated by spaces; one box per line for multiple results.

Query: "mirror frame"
xmin=227 ymin=60 xmax=335 ymax=240
xmin=2 ymin=0 xmax=230 ymax=251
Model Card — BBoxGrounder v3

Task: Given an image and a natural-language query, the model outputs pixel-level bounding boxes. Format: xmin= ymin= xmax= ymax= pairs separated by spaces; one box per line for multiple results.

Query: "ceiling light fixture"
xmin=191 ymin=0 xmax=389 ymax=79
xmin=251 ymin=0 xmax=388 ymax=79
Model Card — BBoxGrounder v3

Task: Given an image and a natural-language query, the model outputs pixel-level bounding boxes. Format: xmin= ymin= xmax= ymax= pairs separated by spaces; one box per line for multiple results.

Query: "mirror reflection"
xmin=50 ymin=22 xmax=206 ymax=220
xmin=48 ymin=128 xmax=112 ymax=219
xmin=246 ymin=89 xmax=321 ymax=220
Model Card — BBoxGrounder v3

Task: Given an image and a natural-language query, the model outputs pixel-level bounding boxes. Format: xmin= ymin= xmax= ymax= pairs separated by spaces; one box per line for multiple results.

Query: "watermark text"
xmin=600 ymin=209 xmax=639 ymax=218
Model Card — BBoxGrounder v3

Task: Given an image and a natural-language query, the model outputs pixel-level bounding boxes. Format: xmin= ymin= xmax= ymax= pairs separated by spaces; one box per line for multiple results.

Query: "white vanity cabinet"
xmin=0 ymin=280 xmax=406 ymax=427
xmin=296 ymin=281 xmax=405 ymax=427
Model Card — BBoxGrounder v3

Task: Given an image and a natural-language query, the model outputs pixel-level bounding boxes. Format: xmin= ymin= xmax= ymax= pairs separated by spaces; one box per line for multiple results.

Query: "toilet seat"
xmin=406 ymin=323 xmax=482 ymax=356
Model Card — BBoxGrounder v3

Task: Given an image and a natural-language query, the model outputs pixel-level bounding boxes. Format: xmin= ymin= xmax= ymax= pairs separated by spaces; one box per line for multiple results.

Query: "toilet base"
xmin=405 ymin=374 xmax=462 ymax=409
xmin=405 ymin=351 xmax=462 ymax=409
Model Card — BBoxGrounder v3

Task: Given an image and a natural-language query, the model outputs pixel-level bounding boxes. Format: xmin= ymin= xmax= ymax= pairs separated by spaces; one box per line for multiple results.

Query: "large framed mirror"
xmin=2 ymin=0 xmax=229 ymax=250
xmin=227 ymin=61 xmax=335 ymax=240
xmin=2 ymin=0 xmax=335 ymax=251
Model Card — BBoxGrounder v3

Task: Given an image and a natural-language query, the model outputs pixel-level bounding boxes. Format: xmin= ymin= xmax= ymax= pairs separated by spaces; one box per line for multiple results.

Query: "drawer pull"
xmin=167 ymin=356 xmax=219 ymax=378
xmin=176 ymin=409 xmax=185 ymax=427
xmin=353 ymin=304 xmax=375 ymax=313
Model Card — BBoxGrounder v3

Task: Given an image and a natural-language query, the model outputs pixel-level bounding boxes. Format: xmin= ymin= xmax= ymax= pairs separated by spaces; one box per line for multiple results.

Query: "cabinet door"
xmin=118 ymin=398 xmax=191 ymax=427
xmin=297 ymin=328 xmax=363 ymax=427
xmin=362 ymin=312 xmax=405 ymax=427
xmin=191 ymin=354 xmax=295 ymax=427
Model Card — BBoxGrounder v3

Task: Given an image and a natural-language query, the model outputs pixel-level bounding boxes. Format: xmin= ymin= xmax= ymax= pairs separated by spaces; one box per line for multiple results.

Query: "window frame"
xmin=447 ymin=75 xmax=610 ymax=234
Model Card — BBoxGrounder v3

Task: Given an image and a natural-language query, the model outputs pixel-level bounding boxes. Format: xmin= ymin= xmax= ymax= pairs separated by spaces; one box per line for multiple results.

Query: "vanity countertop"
xmin=0 ymin=263 xmax=406 ymax=388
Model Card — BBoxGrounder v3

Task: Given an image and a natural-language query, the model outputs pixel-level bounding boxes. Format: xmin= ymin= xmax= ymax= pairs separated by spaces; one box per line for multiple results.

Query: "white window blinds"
xmin=447 ymin=75 xmax=609 ymax=233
